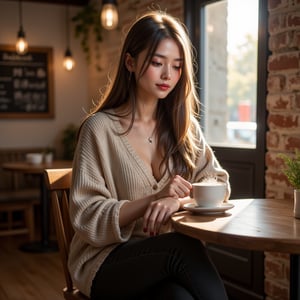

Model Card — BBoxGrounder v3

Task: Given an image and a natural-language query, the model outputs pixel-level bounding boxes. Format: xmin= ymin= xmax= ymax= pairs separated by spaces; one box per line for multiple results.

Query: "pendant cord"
xmin=65 ymin=4 xmax=70 ymax=49
xmin=19 ymin=0 xmax=23 ymax=28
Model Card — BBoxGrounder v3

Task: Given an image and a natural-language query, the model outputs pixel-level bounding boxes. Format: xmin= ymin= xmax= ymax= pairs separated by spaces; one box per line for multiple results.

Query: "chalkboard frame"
xmin=0 ymin=45 xmax=54 ymax=119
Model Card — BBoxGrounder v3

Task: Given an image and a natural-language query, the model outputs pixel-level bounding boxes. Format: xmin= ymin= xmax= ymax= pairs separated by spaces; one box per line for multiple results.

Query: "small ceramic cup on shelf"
xmin=26 ymin=153 xmax=43 ymax=165
xmin=44 ymin=152 xmax=53 ymax=164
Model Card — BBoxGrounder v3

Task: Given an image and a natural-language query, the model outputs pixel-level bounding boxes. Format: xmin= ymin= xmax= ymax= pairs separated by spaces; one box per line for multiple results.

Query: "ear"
xmin=125 ymin=53 xmax=135 ymax=72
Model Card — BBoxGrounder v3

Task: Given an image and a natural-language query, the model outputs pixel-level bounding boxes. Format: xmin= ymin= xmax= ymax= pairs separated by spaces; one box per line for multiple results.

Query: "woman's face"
xmin=133 ymin=38 xmax=183 ymax=102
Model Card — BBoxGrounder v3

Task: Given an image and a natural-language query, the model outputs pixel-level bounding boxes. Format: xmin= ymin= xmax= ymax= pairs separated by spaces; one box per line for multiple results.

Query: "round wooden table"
xmin=2 ymin=160 xmax=72 ymax=253
xmin=171 ymin=198 xmax=300 ymax=300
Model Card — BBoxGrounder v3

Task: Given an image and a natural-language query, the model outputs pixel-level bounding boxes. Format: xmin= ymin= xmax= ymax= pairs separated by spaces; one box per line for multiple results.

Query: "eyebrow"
xmin=153 ymin=53 xmax=183 ymax=62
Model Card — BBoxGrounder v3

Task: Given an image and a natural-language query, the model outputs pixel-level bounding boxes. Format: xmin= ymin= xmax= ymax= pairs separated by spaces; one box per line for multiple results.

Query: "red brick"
xmin=268 ymin=113 xmax=299 ymax=129
xmin=294 ymin=30 xmax=300 ymax=48
xmin=286 ymin=135 xmax=300 ymax=150
xmin=295 ymin=93 xmax=300 ymax=108
xmin=287 ymin=11 xmax=300 ymax=27
xmin=287 ymin=73 xmax=300 ymax=90
xmin=266 ymin=131 xmax=280 ymax=148
xmin=269 ymin=32 xmax=292 ymax=51
xmin=266 ymin=189 xmax=278 ymax=198
xmin=267 ymin=75 xmax=286 ymax=92
xmin=268 ymin=53 xmax=300 ymax=72
xmin=265 ymin=259 xmax=285 ymax=278
xmin=268 ymin=0 xmax=289 ymax=11
xmin=268 ymin=13 xmax=284 ymax=35
xmin=265 ymin=151 xmax=285 ymax=168
xmin=265 ymin=279 xmax=289 ymax=300
xmin=267 ymin=170 xmax=289 ymax=186
xmin=267 ymin=94 xmax=293 ymax=110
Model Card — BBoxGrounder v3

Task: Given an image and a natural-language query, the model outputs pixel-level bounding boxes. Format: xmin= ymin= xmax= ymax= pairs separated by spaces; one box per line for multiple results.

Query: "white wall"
xmin=0 ymin=1 xmax=89 ymax=157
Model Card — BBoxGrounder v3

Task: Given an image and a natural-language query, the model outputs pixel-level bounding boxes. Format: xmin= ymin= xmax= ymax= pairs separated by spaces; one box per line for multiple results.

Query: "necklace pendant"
xmin=148 ymin=137 xmax=153 ymax=143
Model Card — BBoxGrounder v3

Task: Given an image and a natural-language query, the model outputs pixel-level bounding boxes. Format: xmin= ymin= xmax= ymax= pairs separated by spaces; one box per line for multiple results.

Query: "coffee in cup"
xmin=192 ymin=181 xmax=226 ymax=207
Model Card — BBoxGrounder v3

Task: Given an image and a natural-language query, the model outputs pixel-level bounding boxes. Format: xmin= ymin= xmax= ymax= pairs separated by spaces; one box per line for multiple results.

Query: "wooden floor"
xmin=0 ymin=235 xmax=65 ymax=300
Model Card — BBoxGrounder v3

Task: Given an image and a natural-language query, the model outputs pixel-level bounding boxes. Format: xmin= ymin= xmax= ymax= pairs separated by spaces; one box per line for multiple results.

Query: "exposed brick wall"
xmin=266 ymin=0 xmax=300 ymax=299
xmin=265 ymin=252 xmax=290 ymax=300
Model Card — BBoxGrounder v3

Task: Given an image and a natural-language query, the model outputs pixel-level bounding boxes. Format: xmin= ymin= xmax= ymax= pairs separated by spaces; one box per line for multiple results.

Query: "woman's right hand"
xmin=141 ymin=175 xmax=192 ymax=235
xmin=119 ymin=175 xmax=191 ymax=231
xmin=155 ymin=175 xmax=192 ymax=199
xmin=143 ymin=196 xmax=180 ymax=236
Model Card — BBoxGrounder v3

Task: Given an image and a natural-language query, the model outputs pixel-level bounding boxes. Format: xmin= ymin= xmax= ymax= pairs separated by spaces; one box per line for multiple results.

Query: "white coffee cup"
xmin=192 ymin=182 xmax=227 ymax=207
xmin=26 ymin=153 xmax=43 ymax=165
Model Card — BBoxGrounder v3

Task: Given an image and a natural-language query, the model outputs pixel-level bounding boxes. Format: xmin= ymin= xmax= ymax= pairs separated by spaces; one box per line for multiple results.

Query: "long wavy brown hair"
xmin=82 ymin=11 xmax=201 ymax=178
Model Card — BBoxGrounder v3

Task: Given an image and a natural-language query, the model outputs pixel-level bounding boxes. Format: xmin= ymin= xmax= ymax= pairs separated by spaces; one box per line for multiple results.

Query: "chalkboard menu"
xmin=0 ymin=45 xmax=54 ymax=119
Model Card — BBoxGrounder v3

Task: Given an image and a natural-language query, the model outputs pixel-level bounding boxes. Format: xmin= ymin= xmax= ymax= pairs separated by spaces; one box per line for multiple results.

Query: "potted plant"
xmin=280 ymin=149 xmax=300 ymax=218
xmin=71 ymin=3 xmax=103 ymax=70
xmin=61 ymin=124 xmax=78 ymax=161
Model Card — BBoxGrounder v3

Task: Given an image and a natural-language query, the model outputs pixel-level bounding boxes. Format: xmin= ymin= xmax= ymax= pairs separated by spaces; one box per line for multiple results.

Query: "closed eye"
xmin=173 ymin=65 xmax=182 ymax=70
xmin=151 ymin=61 xmax=162 ymax=67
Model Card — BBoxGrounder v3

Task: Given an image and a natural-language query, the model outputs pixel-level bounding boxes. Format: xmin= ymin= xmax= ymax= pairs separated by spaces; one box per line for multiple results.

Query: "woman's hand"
xmin=143 ymin=197 xmax=180 ymax=236
xmin=142 ymin=175 xmax=192 ymax=235
xmin=155 ymin=175 xmax=192 ymax=199
xmin=119 ymin=176 xmax=191 ymax=229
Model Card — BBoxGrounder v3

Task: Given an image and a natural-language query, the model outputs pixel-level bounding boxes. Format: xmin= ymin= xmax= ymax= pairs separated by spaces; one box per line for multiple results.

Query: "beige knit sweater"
xmin=68 ymin=111 xmax=230 ymax=297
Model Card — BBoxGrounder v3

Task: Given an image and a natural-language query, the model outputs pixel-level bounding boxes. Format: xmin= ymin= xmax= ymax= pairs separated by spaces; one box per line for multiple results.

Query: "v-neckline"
xmin=112 ymin=114 xmax=168 ymax=185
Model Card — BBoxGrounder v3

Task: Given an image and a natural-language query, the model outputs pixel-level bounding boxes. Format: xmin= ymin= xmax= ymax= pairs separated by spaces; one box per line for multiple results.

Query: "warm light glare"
xmin=101 ymin=4 xmax=118 ymax=30
xmin=63 ymin=49 xmax=75 ymax=71
xmin=16 ymin=37 xmax=28 ymax=55
xmin=63 ymin=55 xmax=75 ymax=71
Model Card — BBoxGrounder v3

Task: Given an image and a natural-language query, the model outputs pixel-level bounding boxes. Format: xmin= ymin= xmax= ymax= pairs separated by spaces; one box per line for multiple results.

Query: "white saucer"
xmin=183 ymin=202 xmax=234 ymax=214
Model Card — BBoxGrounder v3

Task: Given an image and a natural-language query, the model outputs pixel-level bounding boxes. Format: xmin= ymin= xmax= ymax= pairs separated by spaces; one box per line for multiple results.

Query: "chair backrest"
xmin=44 ymin=168 xmax=89 ymax=300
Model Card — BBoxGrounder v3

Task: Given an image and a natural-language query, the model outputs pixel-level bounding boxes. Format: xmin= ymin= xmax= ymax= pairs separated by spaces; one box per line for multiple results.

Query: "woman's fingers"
xmin=143 ymin=202 xmax=163 ymax=235
xmin=172 ymin=175 xmax=192 ymax=198
xmin=143 ymin=198 xmax=179 ymax=235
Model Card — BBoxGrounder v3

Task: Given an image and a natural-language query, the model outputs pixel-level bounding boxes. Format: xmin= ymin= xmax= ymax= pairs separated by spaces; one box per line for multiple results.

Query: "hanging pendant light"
xmin=16 ymin=0 xmax=28 ymax=55
xmin=101 ymin=0 xmax=118 ymax=30
xmin=63 ymin=48 xmax=75 ymax=71
xmin=63 ymin=4 xmax=75 ymax=71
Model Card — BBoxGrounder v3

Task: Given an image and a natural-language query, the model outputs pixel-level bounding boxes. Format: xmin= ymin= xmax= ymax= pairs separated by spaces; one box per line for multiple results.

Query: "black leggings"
xmin=90 ymin=232 xmax=228 ymax=300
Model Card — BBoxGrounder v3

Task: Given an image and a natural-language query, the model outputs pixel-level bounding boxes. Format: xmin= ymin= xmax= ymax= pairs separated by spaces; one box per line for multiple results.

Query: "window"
xmin=200 ymin=0 xmax=259 ymax=148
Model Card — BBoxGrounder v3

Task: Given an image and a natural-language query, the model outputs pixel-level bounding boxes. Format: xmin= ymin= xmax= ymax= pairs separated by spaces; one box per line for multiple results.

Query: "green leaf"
xmin=71 ymin=3 xmax=103 ymax=67
xmin=279 ymin=149 xmax=300 ymax=189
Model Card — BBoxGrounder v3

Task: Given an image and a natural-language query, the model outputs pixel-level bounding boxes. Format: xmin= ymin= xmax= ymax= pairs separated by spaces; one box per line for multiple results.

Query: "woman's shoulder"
xmin=83 ymin=110 xmax=117 ymax=130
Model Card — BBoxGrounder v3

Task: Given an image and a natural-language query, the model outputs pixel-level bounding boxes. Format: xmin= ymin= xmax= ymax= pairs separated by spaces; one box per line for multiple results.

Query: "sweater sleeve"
xmin=69 ymin=114 xmax=135 ymax=247
xmin=191 ymin=123 xmax=231 ymax=201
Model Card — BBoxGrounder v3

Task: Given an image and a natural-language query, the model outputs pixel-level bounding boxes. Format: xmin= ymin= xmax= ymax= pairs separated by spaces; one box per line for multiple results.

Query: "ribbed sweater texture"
xmin=68 ymin=111 xmax=230 ymax=296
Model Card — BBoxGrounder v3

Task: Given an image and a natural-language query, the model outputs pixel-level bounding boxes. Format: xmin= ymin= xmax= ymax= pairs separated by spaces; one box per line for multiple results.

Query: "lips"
xmin=156 ymin=83 xmax=170 ymax=91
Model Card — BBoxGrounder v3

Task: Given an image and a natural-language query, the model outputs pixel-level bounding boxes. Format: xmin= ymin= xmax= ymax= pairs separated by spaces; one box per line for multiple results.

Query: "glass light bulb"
xmin=101 ymin=4 xmax=118 ymax=30
xmin=16 ymin=37 xmax=28 ymax=55
xmin=63 ymin=55 xmax=75 ymax=71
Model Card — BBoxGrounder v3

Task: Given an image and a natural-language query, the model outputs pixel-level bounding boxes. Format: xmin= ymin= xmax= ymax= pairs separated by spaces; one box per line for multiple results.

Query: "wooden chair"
xmin=44 ymin=168 xmax=89 ymax=300
xmin=0 ymin=148 xmax=42 ymax=240
xmin=0 ymin=188 xmax=38 ymax=240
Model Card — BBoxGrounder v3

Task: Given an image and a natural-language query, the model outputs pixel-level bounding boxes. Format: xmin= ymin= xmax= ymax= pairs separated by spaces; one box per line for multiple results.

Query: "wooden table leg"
xmin=19 ymin=174 xmax=57 ymax=253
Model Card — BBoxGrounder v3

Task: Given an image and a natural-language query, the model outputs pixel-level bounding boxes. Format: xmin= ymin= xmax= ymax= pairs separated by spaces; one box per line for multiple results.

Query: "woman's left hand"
xmin=143 ymin=197 xmax=180 ymax=236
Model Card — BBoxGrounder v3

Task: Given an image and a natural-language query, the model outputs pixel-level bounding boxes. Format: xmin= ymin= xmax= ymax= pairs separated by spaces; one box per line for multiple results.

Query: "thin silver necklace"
xmin=147 ymin=127 xmax=156 ymax=144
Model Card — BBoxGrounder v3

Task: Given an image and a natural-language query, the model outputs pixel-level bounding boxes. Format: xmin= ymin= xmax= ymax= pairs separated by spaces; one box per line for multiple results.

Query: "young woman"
xmin=69 ymin=11 xmax=231 ymax=300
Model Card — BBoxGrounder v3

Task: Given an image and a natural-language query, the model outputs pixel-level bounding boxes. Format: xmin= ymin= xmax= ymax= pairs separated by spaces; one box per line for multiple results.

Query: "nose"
xmin=161 ymin=65 xmax=171 ymax=80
